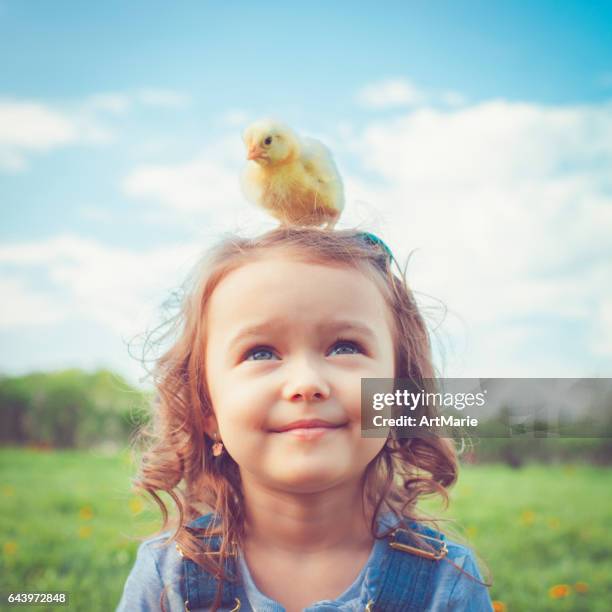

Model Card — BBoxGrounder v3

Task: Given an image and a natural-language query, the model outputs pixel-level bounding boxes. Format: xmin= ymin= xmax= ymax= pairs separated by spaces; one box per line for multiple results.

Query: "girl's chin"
xmin=272 ymin=472 xmax=348 ymax=494
xmin=267 ymin=456 xmax=353 ymax=487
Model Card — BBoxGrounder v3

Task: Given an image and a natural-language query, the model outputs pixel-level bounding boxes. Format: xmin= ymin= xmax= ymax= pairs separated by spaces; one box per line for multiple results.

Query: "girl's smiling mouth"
xmin=269 ymin=419 xmax=348 ymax=440
xmin=273 ymin=426 xmax=347 ymax=441
xmin=271 ymin=418 xmax=347 ymax=432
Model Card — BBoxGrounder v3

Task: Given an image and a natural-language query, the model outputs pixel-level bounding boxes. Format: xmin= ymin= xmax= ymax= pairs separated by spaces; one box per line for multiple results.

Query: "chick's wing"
xmin=300 ymin=137 xmax=340 ymax=185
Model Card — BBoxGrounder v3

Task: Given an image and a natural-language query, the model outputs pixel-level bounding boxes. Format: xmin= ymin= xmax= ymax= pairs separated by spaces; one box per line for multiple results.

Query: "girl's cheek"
xmin=228 ymin=390 xmax=269 ymax=422
xmin=346 ymin=385 xmax=365 ymax=414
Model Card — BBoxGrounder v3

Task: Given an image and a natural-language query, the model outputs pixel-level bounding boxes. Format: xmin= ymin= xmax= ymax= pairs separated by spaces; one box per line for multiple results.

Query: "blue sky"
xmin=1 ymin=1 xmax=612 ymax=387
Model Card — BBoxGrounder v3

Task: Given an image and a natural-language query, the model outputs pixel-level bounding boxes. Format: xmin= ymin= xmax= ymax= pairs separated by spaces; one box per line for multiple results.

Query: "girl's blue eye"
xmin=330 ymin=340 xmax=363 ymax=356
xmin=244 ymin=340 xmax=363 ymax=361
xmin=245 ymin=346 xmax=277 ymax=361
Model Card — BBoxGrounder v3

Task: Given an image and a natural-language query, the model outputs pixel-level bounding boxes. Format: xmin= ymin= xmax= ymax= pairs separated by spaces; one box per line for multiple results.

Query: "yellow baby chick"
xmin=241 ymin=119 xmax=344 ymax=228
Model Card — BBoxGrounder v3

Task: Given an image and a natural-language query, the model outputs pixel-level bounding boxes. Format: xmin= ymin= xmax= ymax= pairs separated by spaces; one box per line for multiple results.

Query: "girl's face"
xmin=204 ymin=255 xmax=395 ymax=494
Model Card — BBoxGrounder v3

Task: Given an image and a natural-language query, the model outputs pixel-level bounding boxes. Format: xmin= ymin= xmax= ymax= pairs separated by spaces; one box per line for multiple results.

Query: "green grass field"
xmin=1 ymin=448 xmax=611 ymax=611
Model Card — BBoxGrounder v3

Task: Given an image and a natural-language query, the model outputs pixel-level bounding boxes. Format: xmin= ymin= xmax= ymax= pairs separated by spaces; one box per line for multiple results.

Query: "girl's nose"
xmin=282 ymin=357 xmax=331 ymax=403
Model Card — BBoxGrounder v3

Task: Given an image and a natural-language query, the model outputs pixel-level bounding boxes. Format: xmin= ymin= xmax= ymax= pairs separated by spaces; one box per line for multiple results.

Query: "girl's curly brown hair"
xmin=131 ymin=226 xmax=461 ymax=611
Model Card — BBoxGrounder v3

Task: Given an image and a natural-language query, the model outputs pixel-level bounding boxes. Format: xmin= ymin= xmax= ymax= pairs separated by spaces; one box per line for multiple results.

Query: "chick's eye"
xmin=330 ymin=339 xmax=363 ymax=356
xmin=263 ymin=136 xmax=273 ymax=146
xmin=244 ymin=346 xmax=277 ymax=361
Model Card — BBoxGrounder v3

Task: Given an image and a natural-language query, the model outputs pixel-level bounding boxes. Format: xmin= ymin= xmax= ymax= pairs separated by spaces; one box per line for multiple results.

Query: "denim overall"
xmin=179 ymin=513 xmax=448 ymax=611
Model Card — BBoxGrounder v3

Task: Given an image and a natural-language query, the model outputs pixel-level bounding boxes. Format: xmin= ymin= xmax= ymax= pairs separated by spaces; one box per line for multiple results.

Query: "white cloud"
xmin=122 ymin=155 xmax=243 ymax=215
xmin=0 ymin=88 xmax=192 ymax=172
xmin=0 ymin=98 xmax=114 ymax=172
xmin=77 ymin=205 xmax=116 ymax=223
xmin=85 ymin=89 xmax=191 ymax=114
xmin=592 ymin=297 xmax=612 ymax=356
xmin=219 ymin=109 xmax=250 ymax=127
xmin=357 ymin=78 xmax=425 ymax=109
xmin=341 ymin=98 xmax=612 ymax=375
xmin=86 ymin=93 xmax=131 ymax=114
xmin=439 ymin=90 xmax=467 ymax=107
xmin=356 ymin=78 xmax=470 ymax=111
xmin=0 ymin=100 xmax=78 ymax=149
xmin=0 ymin=234 xmax=202 ymax=337
xmin=137 ymin=88 xmax=191 ymax=109
xmin=0 ymin=277 xmax=65 ymax=327
xmin=0 ymin=149 xmax=26 ymax=172
xmin=0 ymin=100 xmax=82 ymax=172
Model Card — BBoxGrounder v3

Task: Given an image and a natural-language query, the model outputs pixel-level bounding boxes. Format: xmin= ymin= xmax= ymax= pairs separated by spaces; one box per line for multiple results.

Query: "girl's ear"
xmin=203 ymin=413 xmax=219 ymax=438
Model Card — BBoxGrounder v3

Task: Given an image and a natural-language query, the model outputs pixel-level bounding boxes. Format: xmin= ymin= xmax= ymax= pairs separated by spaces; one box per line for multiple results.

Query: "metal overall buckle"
xmin=388 ymin=527 xmax=448 ymax=561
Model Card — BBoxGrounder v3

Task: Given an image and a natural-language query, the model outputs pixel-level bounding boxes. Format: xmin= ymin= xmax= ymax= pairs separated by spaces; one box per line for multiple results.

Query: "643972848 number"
xmin=5 ymin=592 xmax=69 ymax=606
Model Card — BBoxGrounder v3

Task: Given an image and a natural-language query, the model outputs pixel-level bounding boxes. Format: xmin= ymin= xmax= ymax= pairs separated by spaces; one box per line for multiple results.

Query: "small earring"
xmin=212 ymin=432 xmax=224 ymax=457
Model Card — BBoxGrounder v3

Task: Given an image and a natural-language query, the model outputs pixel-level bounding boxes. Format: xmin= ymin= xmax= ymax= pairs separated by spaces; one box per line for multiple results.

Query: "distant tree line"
xmin=0 ymin=369 xmax=150 ymax=449
xmin=462 ymin=436 xmax=612 ymax=466
xmin=456 ymin=405 xmax=612 ymax=466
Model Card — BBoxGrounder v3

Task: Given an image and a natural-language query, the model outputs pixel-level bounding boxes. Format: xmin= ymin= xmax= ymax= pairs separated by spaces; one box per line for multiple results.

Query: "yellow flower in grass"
xmin=520 ymin=510 xmax=535 ymax=525
xmin=492 ymin=601 xmax=507 ymax=612
xmin=547 ymin=517 xmax=560 ymax=529
xmin=548 ymin=584 xmax=570 ymax=599
xmin=129 ymin=497 xmax=144 ymax=515
xmin=2 ymin=485 xmax=14 ymax=497
xmin=574 ymin=582 xmax=588 ymax=593
xmin=465 ymin=526 xmax=478 ymax=539
xmin=78 ymin=526 xmax=93 ymax=539
xmin=79 ymin=505 xmax=94 ymax=520
xmin=3 ymin=541 xmax=17 ymax=555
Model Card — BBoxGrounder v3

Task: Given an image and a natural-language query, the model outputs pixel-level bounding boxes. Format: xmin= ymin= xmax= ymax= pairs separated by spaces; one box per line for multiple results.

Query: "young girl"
xmin=117 ymin=226 xmax=494 ymax=611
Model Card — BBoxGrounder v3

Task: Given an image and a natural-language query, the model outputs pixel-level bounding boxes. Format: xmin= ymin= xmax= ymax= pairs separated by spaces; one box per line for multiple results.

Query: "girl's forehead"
xmin=216 ymin=257 xmax=376 ymax=296
xmin=208 ymin=257 xmax=390 ymax=321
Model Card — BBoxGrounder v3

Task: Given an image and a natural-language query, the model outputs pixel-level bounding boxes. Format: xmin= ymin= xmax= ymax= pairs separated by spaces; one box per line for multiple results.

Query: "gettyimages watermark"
xmin=360 ymin=378 xmax=612 ymax=438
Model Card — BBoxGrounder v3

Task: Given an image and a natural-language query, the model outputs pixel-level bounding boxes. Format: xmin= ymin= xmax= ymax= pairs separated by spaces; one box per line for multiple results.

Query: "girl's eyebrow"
xmin=228 ymin=319 xmax=377 ymax=349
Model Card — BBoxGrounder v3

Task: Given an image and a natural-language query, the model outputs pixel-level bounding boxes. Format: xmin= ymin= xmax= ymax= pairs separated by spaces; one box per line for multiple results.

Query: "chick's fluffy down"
xmin=241 ymin=120 xmax=344 ymax=228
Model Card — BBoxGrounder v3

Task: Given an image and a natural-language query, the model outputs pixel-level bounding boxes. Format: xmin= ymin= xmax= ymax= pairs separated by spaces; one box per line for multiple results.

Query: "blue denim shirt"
xmin=117 ymin=512 xmax=493 ymax=611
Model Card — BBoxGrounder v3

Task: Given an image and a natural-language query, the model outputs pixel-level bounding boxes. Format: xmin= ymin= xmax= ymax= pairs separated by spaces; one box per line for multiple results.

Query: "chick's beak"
xmin=247 ymin=145 xmax=265 ymax=161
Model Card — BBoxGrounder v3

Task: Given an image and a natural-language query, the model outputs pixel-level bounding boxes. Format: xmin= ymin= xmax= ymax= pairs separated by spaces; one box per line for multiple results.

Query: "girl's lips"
xmin=272 ymin=425 xmax=346 ymax=441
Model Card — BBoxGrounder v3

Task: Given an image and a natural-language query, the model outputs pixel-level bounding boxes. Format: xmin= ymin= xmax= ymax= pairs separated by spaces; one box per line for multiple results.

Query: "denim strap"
xmin=181 ymin=513 xmax=247 ymax=611
xmin=370 ymin=521 xmax=447 ymax=611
